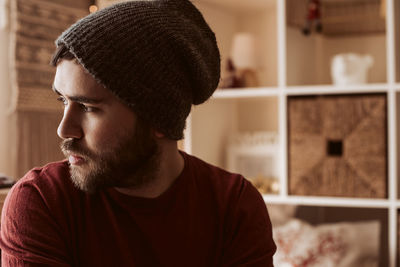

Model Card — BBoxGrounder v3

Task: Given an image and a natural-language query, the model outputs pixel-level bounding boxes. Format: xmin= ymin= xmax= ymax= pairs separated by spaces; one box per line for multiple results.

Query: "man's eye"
xmin=79 ymin=104 xmax=96 ymax=112
xmin=57 ymin=96 xmax=68 ymax=106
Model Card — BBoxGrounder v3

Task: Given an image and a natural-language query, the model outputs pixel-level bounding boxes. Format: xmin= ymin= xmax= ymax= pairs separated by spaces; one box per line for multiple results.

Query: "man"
xmin=0 ymin=0 xmax=276 ymax=266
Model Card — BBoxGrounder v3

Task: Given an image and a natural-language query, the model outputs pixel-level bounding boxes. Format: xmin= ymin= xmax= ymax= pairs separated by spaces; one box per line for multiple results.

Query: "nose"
xmin=57 ymin=106 xmax=83 ymax=140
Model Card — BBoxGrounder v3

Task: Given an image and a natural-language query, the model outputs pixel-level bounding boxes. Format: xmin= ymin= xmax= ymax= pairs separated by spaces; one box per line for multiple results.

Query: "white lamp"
xmin=230 ymin=32 xmax=258 ymax=87
xmin=231 ymin=32 xmax=257 ymax=69
xmin=0 ymin=0 xmax=9 ymax=30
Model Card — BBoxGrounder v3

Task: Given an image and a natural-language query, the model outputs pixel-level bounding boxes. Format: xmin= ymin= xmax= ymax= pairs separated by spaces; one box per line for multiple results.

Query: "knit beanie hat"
xmin=55 ymin=0 xmax=220 ymax=140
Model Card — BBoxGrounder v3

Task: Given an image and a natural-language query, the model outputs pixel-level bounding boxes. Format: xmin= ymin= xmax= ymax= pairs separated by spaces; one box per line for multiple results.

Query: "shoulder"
xmin=183 ymin=152 xmax=260 ymax=204
xmin=184 ymin=152 xmax=245 ymax=184
xmin=4 ymin=161 xmax=78 ymax=215
xmin=1 ymin=160 xmax=80 ymax=237
xmin=18 ymin=160 xmax=71 ymax=186
xmin=0 ymin=161 xmax=78 ymax=265
xmin=11 ymin=160 xmax=75 ymax=194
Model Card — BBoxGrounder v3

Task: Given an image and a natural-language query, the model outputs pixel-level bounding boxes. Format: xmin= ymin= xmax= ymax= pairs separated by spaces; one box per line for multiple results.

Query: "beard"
xmin=60 ymin=120 xmax=160 ymax=194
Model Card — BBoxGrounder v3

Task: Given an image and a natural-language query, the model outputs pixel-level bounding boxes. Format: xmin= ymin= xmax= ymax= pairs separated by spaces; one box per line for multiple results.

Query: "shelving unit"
xmin=189 ymin=0 xmax=399 ymax=266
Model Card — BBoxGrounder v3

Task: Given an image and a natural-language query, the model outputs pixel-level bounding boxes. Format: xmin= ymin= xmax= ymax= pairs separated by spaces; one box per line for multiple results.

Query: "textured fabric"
xmin=273 ymin=219 xmax=380 ymax=267
xmin=0 ymin=152 xmax=276 ymax=266
xmin=10 ymin=0 xmax=88 ymax=112
xmin=56 ymin=0 xmax=221 ymax=140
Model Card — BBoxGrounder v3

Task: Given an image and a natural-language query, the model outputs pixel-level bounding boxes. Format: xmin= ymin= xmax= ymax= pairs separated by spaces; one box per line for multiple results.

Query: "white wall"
xmin=286 ymin=27 xmax=319 ymax=86
xmin=191 ymin=1 xmax=279 ymax=167
xmin=192 ymin=99 xmax=238 ymax=168
xmin=196 ymin=2 xmax=277 ymax=87
xmin=237 ymin=97 xmax=278 ymax=132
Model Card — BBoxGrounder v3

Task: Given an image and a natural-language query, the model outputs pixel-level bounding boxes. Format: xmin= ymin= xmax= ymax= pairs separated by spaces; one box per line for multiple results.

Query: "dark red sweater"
xmin=0 ymin=152 xmax=276 ymax=266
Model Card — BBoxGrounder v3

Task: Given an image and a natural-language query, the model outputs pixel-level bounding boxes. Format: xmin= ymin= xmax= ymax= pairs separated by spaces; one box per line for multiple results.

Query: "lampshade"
xmin=230 ymin=32 xmax=257 ymax=69
xmin=0 ymin=0 xmax=8 ymax=29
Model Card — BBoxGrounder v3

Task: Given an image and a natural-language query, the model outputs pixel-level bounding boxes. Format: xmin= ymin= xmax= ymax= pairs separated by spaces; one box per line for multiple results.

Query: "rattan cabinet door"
xmin=288 ymin=94 xmax=387 ymax=198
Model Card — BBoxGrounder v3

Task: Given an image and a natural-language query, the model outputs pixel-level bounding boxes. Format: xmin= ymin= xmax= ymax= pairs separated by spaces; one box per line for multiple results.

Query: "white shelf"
xmin=191 ymin=0 xmax=399 ymax=266
xmin=285 ymin=83 xmax=391 ymax=95
xmin=213 ymin=87 xmax=279 ymax=99
xmin=213 ymin=84 xmax=393 ymax=99
xmin=263 ymin=195 xmax=393 ymax=209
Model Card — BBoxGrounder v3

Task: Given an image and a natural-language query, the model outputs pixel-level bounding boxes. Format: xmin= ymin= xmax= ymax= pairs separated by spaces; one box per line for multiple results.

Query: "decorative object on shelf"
xmin=227 ymin=131 xmax=280 ymax=194
xmin=89 ymin=5 xmax=98 ymax=13
xmin=219 ymin=58 xmax=244 ymax=89
xmin=230 ymin=32 xmax=258 ymax=87
xmin=273 ymin=219 xmax=380 ymax=267
xmin=331 ymin=53 xmax=374 ymax=85
xmin=287 ymin=0 xmax=385 ymax=36
xmin=302 ymin=0 xmax=322 ymax=35
xmin=287 ymin=94 xmax=387 ymax=198
xmin=0 ymin=174 xmax=14 ymax=189
xmin=248 ymin=176 xmax=280 ymax=195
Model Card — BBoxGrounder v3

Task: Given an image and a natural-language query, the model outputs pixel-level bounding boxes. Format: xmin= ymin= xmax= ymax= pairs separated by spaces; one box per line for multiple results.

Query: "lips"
xmin=68 ymin=154 xmax=85 ymax=165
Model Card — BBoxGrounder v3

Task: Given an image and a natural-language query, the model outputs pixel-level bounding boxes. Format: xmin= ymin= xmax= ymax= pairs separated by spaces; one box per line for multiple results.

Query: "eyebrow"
xmin=52 ymin=85 xmax=104 ymax=104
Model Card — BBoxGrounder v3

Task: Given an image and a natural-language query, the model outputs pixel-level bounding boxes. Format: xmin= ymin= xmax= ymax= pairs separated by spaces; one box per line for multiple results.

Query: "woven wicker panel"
xmin=10 ymin=0 xmax=88 ymax=112
xmin=288 ymin=94 xmax=387 ymax=198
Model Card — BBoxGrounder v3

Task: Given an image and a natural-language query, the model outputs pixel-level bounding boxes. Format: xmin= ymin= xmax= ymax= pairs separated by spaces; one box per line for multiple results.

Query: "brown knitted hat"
xmin=56 ymin=0 xmax=220 ymax=140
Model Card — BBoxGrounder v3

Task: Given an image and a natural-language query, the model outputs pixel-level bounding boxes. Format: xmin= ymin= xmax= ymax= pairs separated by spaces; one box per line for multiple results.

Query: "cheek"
xmin=83 ymin=116 xmax=134 ymax=149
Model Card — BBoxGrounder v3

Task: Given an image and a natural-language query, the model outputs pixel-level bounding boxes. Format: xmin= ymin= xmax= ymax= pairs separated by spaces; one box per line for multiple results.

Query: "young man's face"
xmin=53 ymin=59 xmax=160 ymax=193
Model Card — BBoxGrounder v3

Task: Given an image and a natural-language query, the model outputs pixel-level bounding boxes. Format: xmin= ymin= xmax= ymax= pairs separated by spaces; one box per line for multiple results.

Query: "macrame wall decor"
xmin=7 ymin=0 xmax=88 ymax=178
xmin=9 ymin=0 xmax=88 ymax=112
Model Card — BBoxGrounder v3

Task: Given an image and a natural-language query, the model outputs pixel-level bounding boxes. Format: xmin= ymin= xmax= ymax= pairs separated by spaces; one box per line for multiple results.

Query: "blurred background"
xmin=1 ymin=0 xmax=400 ymax=266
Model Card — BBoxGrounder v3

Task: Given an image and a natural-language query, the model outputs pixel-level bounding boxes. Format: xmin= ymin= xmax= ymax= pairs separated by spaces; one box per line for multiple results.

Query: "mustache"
xmin=60 ymin=139 xmax=94 ymax=158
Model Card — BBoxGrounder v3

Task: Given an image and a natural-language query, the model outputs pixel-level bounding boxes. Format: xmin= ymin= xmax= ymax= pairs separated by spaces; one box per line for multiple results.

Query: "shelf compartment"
xmin=287 ymin=93 xmax=388 ymax=198
xmin=269 ymin=204 xmax=388 ymax=267
xmin=294 ymin=206 xmax=388 ymax=267
xmin=287 ymin=0 xmax=385 ymax=36
xmin=190 ymin=97 xmax=280 ymax=193
xmin=286 ymin=0 xmax=387 ymax=86
xmin=194 ymin=0 xmax=278 ymax=88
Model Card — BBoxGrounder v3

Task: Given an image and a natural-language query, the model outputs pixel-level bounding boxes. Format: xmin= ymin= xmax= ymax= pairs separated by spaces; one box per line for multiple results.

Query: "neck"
xmin=114 ymin=141 xmax=184 ymax=198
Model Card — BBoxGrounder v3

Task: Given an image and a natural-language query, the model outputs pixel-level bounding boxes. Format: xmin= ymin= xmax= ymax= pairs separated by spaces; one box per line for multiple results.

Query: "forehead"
xmin=54 ymin=59 xmax=112 ymax=99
